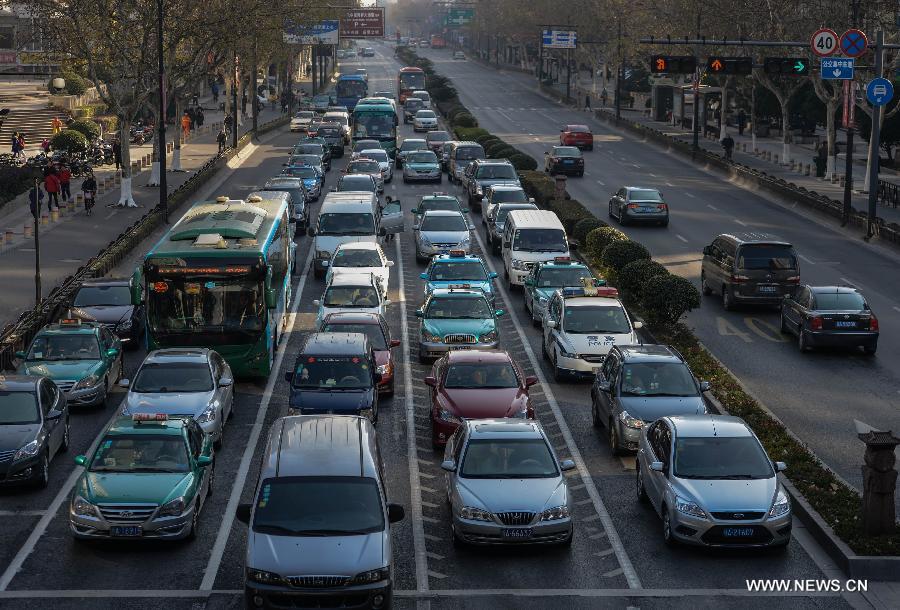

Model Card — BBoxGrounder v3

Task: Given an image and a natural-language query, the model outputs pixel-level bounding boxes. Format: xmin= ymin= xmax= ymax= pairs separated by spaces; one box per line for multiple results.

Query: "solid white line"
xmin=706 ymin=204 xmax=719 ymax=211
xmin=199 ymin=242 xmax=316 ymax=591
xmin=595 ymin=180 xmax=605 ymax=186
xmin=470 ymin=230 xmax=642 ymax=589
xmin=685 ymin=192 xmax=696 ymax=198
xmin=797 ymin=254 xmax=815 ymax=265
xmin=665 ymin=182 xmax=674 ymax=187
xmin=675 ymin=234 xmax=689 ymax=243
xmin=395 ymin=238 xmax=430 ymax=594
xmin=839 ymin=277 xmax=858 ymax=288
xmin=734 ymin=219 xmax=747 ymax=226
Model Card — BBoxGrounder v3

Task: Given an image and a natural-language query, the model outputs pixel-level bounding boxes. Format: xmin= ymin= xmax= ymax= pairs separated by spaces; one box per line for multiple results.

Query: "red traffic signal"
xmin=706 ymin=56 xmax=753 ymax=75
xmin=649 ymin=55 xmax=697 ymax=74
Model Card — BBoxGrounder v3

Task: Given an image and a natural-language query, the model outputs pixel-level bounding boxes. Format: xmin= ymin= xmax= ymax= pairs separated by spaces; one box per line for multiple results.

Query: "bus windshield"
xmin=336 ymin=79 xmax=367 ymax=99
xmin=354 ymin=114 xmax=395 ymax=139
xmin=399 ymin=71 xmax=425 ymax=91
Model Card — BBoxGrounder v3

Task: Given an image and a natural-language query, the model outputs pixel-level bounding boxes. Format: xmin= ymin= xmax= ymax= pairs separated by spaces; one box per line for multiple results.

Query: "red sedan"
xmin=425 ymin=350 xmax=538 ymax=447
xmin=319 ymin=312 xmax=400 ymax=395
xmin=560 ymin=124 xmax=594 ymax=150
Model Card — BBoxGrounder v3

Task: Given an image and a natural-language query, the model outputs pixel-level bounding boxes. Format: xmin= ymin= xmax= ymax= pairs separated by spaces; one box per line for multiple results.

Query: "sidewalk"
xmin=0 ymin=97 xmax=283 ymax=326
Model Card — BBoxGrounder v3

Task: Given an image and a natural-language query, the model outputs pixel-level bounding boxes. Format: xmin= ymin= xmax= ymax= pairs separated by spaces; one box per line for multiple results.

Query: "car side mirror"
xmin=524 ymin=375 xmax=538 ymax=387
xmin=524 ymin=278 xmax=534 ymax=286
xmin=15 ymin=350 xmax=25 ymax=359
xmin=419 ymin=272 xmax=428 ymax=280
xmin=312 ymin=299 xmax=320 ymax=306
xmin=386 ymin=260 xmax=395 ymax=267
xmin=488 ymin=272 xmax=498 ymax=279
xmin=560 ymin=459 xmax=576 ymax=471
xmin=46 ymin=408 xmax=62 ymax=420
xmin=440 ymin=459 xmax=456 ymax=472
xmin=118 ymin=378 xmax=130 ymax=388
xmin=106 ymin=348 xmax=119 ymax=358
xmin=197 ymin=455 xmax=213 ymax=467
xmin=390 ymin=339 xmax=401 ymax=348
xmin=596 ymin=380 xmax=611 ymax=392
xmin=284 ymin=371 xmax=294 ymax=382
xmin=775 ymin=461 xmax=788 ymax=472
xmin=74 ymin=455 xmax=87 ymax=467
xmin=699 ymin=380 xmax=711 ymax=392
xmin=649 ymin=461 xmax=665 ymax=472
xmin=388 ymin=503 xmax=406 ymax=523
xmin=384 ymin=299 xmax=392 ymax=306
xmin=702 ymin=245 xmax=712 ymax=256
xmin=495 ymin=309 xmax=505 ymax=317
xmin=415 ymin=308 xmax=423 ymax=317
xmin=236 ymin=503 xmax=252 ymax=524
xmin=547 ymin=320 xmax=557 ymax=329
xmin=307 ymin=227 xmax=316 ymax=236
xmin=633 ymin=321 xmax=643 ymax=329
xmin=424 ymin=376 xmax=437 ymax=386
xmin=219 ymin=376 xmax=234 ymax=387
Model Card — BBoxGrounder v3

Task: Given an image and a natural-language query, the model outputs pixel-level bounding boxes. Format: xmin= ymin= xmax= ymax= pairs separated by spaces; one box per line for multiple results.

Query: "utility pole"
xmin=614 ymin=18 xmax=621 ymax=119
xmin=865 ymin=30 xmax=884 ymax=240
xmin=691 ymin=11 xmax=701 ymax=151
xmin=842 ymin=0 xmax=861 ymax=226
xmin=232 ymin=49 xmax=239 ymax=149
xmin=251 ymin=38 xmax=258 ymax=135
xmin=33 ymin=178 xmax=41 ymax=305
xmin=566 ymin=47 xmax=571 ymax=103
xmin=156 ymin=0 xmax=168 ymax=223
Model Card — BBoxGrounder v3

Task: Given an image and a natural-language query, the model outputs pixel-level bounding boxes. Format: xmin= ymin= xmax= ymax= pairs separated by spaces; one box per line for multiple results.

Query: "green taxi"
xmin=524 ymin=257 xmax=598 ymax=325
xmin=411 ymin=193 xmax=466 ymax=226
xmin=16 ymin=319 xmax=122 ymax=407
xmin=420 ymin=251 xmax=498 ymax=306
xmin=69 ymin=414 xmax=214 ymax=540
xmin=416 ymin=287 xmax=504 ymax=362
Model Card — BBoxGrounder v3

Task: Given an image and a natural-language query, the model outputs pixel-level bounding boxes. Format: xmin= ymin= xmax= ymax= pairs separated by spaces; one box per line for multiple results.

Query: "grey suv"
xmin=463 ymin=159 xmax=520 ymax=212
xmin=700 ymin=232 xmax=799 ymax=310
xmin=590 ymin=345 xmax=709 ymax=455
xmin=237 ymin=415 xmax=405 ymax=609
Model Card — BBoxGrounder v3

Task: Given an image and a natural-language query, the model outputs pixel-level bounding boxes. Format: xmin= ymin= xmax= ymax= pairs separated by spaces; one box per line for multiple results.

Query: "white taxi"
xmin=541 ymin=283 xmax=642 ymax=381
xmin=324 ymin=242 xmax=394 ymax=294
xmin=313 ymin=272 xmax=391 ymax=328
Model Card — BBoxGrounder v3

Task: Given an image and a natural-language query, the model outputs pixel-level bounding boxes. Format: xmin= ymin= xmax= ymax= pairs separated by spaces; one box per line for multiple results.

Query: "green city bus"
xmin=352 ymin=97 xmax=399 ymax=158
xmin=132 ymin=195 xmax=295 ymax=378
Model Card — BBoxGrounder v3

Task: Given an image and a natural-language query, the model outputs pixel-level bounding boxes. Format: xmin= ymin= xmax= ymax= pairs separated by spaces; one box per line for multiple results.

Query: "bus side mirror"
xmin=265 ymin=288 xmax=276 ymax=309
xmin=131 ymin=266 xmax=143 ymax=305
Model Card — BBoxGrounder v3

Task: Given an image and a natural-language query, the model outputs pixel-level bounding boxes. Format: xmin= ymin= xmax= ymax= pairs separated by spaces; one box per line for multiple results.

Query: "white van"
xmin=412 ymin=90 xmax=431 ymax=109
xmin=308 ymin=192 xmax=403 ymax=278
xmin=323 ymin=110 xmax=351 ymax=143
xmin=501 ymin=210 xmax=570 ymax=287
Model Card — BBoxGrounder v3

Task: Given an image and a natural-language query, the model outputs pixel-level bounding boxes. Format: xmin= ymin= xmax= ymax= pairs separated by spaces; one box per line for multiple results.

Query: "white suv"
xmin=314 ymin=272 xmax=391 ymax=328
xmin=325 ymin=242 xmax=394 ymax=293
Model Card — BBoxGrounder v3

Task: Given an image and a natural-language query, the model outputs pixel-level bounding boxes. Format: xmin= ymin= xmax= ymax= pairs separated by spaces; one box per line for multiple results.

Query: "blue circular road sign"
xmin=840 ymin=29 xmax=868 ymax=58
xmin=867 ymin=78 xmax=894 ymax=107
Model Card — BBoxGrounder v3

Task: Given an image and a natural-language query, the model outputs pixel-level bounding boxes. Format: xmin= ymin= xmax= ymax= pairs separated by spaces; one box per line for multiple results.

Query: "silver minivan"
xmin=237 ymin=415 xmax=405 ymax=609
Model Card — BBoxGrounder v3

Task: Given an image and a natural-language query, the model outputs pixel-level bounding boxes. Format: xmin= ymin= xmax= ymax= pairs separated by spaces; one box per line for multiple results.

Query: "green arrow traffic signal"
xmin=794 ymin=60 xmax=808 ymax=74
xmin=764 ymin=57 xmax=808 ymax=76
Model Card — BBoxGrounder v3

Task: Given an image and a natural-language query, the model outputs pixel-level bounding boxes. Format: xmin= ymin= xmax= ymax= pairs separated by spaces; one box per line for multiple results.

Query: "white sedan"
xmin=291 ymin=111 xmax=315 ymax=132
xmin=324 ymin=242 xmax=394 ymax=294
xmin=314 ymin=271 xmax=391 ymax=328
xmin=360 ymin=148 xmax=394 ymax=183
xmin=413 ymin=110 xmax=439 ymax=132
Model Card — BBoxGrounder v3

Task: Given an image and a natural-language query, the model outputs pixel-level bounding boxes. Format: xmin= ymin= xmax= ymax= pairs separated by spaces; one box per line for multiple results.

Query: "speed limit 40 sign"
xmin=811 ymin=28 xmax=839 ymax=57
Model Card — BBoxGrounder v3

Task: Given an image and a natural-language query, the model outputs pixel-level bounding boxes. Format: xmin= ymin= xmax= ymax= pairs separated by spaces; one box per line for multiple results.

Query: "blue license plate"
xmin=564 ymin=159 xmax=574 ymax=164
xmin=835 ymin=321 xmax=856 ymax=328
xmin=723 ymin=527 xmax=754 ymax=537
xmin=110 ymin=525 xmax=142 ymax=537
xmin=757 ymin=286 xmax=777 ymax=293
xmin=502 ymin=528 xmax=533 ymax=538
xmin=639 ymin=206 xmax=655 ymax=213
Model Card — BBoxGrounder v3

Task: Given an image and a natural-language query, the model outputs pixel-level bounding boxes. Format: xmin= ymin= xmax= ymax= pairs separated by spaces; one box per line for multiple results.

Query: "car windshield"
xmin=408 ymin=152 xmax=438 ymax=164
xmin=554 ymin=147 xmax=581 ymax=157
xmin=333 ymin=249 xmax=382 ymax=268
xmin=289 ymin=155 xmax=321 ymax=167
xmin=421 ymin=214 xmax=467 ymax=232
xmin=421 ymin=199 xmax=460 ymax=214
xmin=336 ymin=79 xmax=367 ymax=98
xmin=349 ymin=161 xmax=380 ymax=173
xmin=427 ymin=132 xmax=450 ymax=143
xmin=339 ymin=177 xmax=375 ymax=192
xmin=317 ymin=213 xmax=375 ymax=235
xmin=326 ymin=115 xmax=348 ymax=126
xmin=27 ymin=333 xmax=100 ymax=360
xmin=620 ymin=362 xmax=697 ymax=397
xmin=324 ymin=286 xmax=380 ymax=308
xmin=426 ymin=297 xmax=491 ymax=319
xmin=73 ymin=285 xmax=131 ymax=307
xmin=496 ymin=204 xmax=537 ymax=224
xmin=295 ymin=112 xmax=314 ymax=119
xmin=401 ymin=140 xmax=427 ymax=152
xmin=567 ymin=125 xmax=589 ymax=133
xmin=416 ymin=111 xmax=436 ymax=119
xmin=320 ymin=323 xmax=387 ymax=349
xmin=476 ymin=165 xmax=516 ymax=180
xmin=456 ymin=146 xmax=484 ymax=161
xmin=0 ymin=391 xmax=40 ymax=424
xmin=673 ymin=436 xmax=774 ymax=480
xmin=354 ymin=141 xmax=381 ymax=153
xmin=132 ymin=362 xmax=213 ymax=393
xmin=513 ymin=228 xmax=567 ymax=252
xmin=293 ymin=144 xmax=323 ymax=155
xmin=284 ymin=166 xmax=317 ymax=179
xmin=148 ymin=277 xmax=265 ymax=340
xmin=429 ymin=261 xmax=487 ymax=281
xmin=564 ymin=305 xmax=631 ymax=334
xmin=89 ymin=434 xmax=190 ymax=473
xmin=814 ymin=292 xmax=866 ymax=310
xmin=629 ymin=189 xmax=662 ymax=202
xmin=318 ymin=126 xmax=341 ymax=137
xmin=537 ymin=267 xmax=593 ymax=287
xmin=491 ymin=190 xmax=528 ymax=205
xmin=460 ymin=438 xmax=558 ymax=478
xmin=291 ymin=356 xmax=373 ymax=389
xmin=445 ymin=362 xmax=518 ymax=389
xmin=362 ymin=150 xmax=388 ymax=162
xmin=405 ymin=100 xmax=423 ymax=111
xmin=353 ymin=115 xmax=395 ymax=139
xmin=737 ymin=244 xmax=797 ymax=270
xmin=252 ymin=476 xmax=384 ymax=536
xmin=400 ymin=72 xmax=425 ymax=90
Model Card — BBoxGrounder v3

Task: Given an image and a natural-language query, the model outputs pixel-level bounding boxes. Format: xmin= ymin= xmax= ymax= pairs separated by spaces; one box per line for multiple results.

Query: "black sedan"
xmin=544 ymin=146 xmax=584 ymax=177
xmin=71 ymin=277 xmax=145 ymax=349
xmin=0 ymin=375 xmax=69 ymax=488
xmin=780 ymin=285 xmax=878 ymax=354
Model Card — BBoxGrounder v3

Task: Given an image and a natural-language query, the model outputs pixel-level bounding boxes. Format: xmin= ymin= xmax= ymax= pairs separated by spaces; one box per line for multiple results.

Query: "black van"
xmin=285 ymin=332 xmax=381 ymax=423
xmin=700 ymin=232 xmax=800 ymax=309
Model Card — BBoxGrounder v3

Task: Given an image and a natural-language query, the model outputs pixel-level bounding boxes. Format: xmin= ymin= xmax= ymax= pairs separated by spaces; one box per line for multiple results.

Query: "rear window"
xmin=629 ymin=189 xmax=662 ymax=201
xmin=813 ymin=292 xmax=866 ymax=311
xmin=455 ymin=145 xmax=484 ymax=161
xmin=737 ymin=244 xmax=797 ymax=270
xmin=566 ymin=125 xmax=590 ymax=133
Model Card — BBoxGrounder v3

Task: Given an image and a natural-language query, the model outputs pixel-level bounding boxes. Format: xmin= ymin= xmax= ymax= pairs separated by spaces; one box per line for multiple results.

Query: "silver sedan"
xmin=119 ymin=348 xmax=234 ymax=446
xmin=414 ymin=209 xmax=471 ymax=262
xmin=442 ymin=419 xmax=575 ymax=546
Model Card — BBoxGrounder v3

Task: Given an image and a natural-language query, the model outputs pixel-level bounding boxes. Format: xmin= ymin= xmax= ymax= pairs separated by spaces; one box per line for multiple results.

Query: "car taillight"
xmin=730 ymin=274 xmax=749 ymax=283
xmin=657 ymin=204 xmax=668 ymax=211
xmin=627 ymin=203 xmax=639 ymax=209
xmin=810 ymin=316 xmax=823 ymax=331
xmin=786 ymin=276 xmax=800 ymax=283
xmin=870 ymin=317 xmax=879 ymax=331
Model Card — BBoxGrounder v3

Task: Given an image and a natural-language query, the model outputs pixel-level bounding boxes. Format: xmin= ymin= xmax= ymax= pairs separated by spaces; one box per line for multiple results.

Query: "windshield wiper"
xmin=719 ymin=474 xmax=760 ymax=479
xmin=640 ymin=392 xmax=697 ymax=397
xmin=254 ymin=524 xmax=305 ymax=535
xmin=292 ymin=529 xmax=370 ymax=536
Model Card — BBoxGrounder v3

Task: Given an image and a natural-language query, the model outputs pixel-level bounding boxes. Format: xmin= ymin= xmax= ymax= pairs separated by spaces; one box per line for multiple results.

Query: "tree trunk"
xmin=780 ymin=98 xmax=791 ymax=164
xmin=719 ymin=84 xmax=729 ymax=140
xmin=147 ymin=122 xmax=161 ymax=186
xmin=825 ymin=99 xmax=838 ymax=179
xmin=171 ymin=97 xmax=183 ymax=171
xmin=117 ymin=119 xmax=136 ymax=207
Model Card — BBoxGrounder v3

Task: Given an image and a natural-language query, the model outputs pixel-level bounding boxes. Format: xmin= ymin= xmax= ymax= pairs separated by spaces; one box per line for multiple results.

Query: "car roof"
xmin=615 ymin=344 xmax=682 ymax=363
xmin=106 ymin=415 xmax=187 ymax=436
xmin=265 ymin=415 xmax=378 ymax=478
xmin=143 ymin=348 xmax=211 ymax=364
xmin=718 ymin=232 xmax=791 ymax=246
xmin=38 ymin=321 xmax=102 ymax=335
xmin=336 ymin=241 xmax=380 ymax=252
xmin=300 ymin=332 xmax=369 ymax=355
xmin=360 ymin=148 xmax=387 ymax=156
xmin=562 ymin=295 xmax=622 ymax=307
xmin=421 ymin=209 xmax=465 ymax=218
xmin=466 ymin=419 xmax=544 ymax=439
xmin=327 ymin=272 xmax=377 ymax=286
xmin=490 ymin=185 xmax=525 ymax=192
xmin=426 ymin=130 xmax=450 ymax=137
xmin=430 ymin=288 xmax=486 ymax=298
xmin=322 ymin=312 xmax=385 ymax=326
xmin=537 ymin=258 xmax=587 ymax=268
xmin=79 ymin=277 xmax=130 ymax=287
xmin=0 ymin=375 xmax=41 ymax=392
xmin=402 ymin=138 xmax=427 ymax=144
xmin=474 ymin=158 xmax=513 ymax=166
xmin=446 ymin=350 xmax=512 ymax=364
xmin=265 ymin=177 xmax=303 ymax=186
xmin=668 ymin=415 xmax=754 ymax=439
xmin=809 ymin=285 xmax=862 ymax=294
xmin=565 ymin=124 xmax=590 ymax=131
xmin=432 ymin=253 xmax=482 ymax=262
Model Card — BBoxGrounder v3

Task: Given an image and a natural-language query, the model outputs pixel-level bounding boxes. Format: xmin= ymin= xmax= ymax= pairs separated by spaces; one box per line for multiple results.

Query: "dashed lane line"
xmin=675 ymin=234 xmax=689 ymax=243
xmin=734 ymin=219 xmax=748 ymax=226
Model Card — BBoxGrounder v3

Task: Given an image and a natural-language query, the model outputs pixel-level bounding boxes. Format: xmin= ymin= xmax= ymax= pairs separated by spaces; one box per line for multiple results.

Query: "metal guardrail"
xmin=877 ymin=178 xmax=900 ymax=208
xmin=0 ymin=115 xmax=289 ymax=371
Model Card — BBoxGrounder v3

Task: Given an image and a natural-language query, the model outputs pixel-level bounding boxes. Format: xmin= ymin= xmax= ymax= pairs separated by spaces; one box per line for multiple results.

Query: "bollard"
xmin=773 ymin=154 xmax=779 ymax=164
xmin=24 ymin=223 xmax=33 ymax=238
xmin=805 ymin=164 xmax=811 ymax=176
xmin=75 ymin=193 xmax=83 ymax=207
xmin=40 ymin=213 xmax=49 ymax=225
xmin=5 ymin=228 xmax=14 ymax=243
xmin=115 ymin=171 xmax=121 ymax=184
xmin=50 ymin=209 xmax=59 ymax=222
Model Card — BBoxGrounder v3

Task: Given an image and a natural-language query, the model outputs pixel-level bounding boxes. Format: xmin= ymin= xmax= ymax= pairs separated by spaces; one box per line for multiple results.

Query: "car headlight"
xmin=438 ymin=407 xmax=460 ymax=423
xmin=422 ymin=331 xmax=443 ymax=343
xmin=316 ymin=250 xmax=331 ymax=259
xmin=480 ymin=330 xmax=498 ymax=342
xmin=73 ymin=375 xmax=100 ymax=391
xmin=71 ymin=495 xmax=98 ymax=517
xmin=246 ymin=568 xmax=284 ymax=585
xmin=618 ymin=410 xmax=644 ymax=430
xmin=117 ymin=319 xmax=132 ymax=332
xmin=196 ymin=402 xmax=217 ymax=424
xmin=158 ymin=497 xmax=186 ymax=517
xmin=419 ymin=235 xmax=432 ymax=247
xmin=458 ymin=235 xmax=471 ymax=245
xmin=675 ymin=496 xmax=707 ymax=519
xmin=559 ymin=347 xmax=577 ymax=359
xmin=351 ymin=566 xmax=390 ymax=585
xmin=769 ymin=488 xmax=790 ymax=518
xmin=459 ymin=506 xmax=493 ymax=521
xmin=14 ymin=439 xmax=40 ymax=462
xmin=537 ymin=294 xmax=549 ymax=304
xmin=540 ymin=505 xmax=570 ymax=521
xmin=376 ymin=363 xmax=391 ymax=375
xmin=511 ymin=259 xmax=529 ymax=271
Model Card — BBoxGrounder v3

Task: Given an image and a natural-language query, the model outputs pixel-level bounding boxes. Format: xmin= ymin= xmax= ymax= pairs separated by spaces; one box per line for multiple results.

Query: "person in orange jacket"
xmin=51 ymin=116 xmax=63 ymax=135
xmin=181 ymin=112 xmax=191 ymax=137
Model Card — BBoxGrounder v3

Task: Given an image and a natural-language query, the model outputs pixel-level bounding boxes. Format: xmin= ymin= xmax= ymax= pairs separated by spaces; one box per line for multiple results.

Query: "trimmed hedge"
xmin=453 ymin=112 xmax=478 ymax=128
xmin=617 ymin=259 xmax=668 ymax=302
xmin=601 ymin=239 xmax=651 ymax=276
xmin=509 ymin=153 xmax=537 ymax=171
xmin=572 ymin=217 xmax=606 ymax=244
xmin=68 ymin=118 xmax=100 ymax=140
xmin=546 ymin=199 xmax=594 ymax=234
xmin=476 ymin=134 xmax=499 ymax=146
xmin=50 ymin=128 xmax=88 ymax=153
xmin=518 ymin=170 xmax=556 ymax=205
xmin=641 ymin=274 xmax=701 ymax=325
xmin=585 ymin=226 xmax=628 ymax=262
xmin=0 ymin=165 xmax=42 ymax=205
xmin=453 ymin=126 xmax=488 ymax=141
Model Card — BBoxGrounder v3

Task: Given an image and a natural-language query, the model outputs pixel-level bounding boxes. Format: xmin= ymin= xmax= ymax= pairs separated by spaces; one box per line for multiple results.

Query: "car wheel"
xmin=722 ymin=286 xmax=734 ymax=311
xmin=541 ymin=335 xmax=550 ymax=362
xmin=452 ymin=525 xmax=466 ymax=549
xmin=403 ymin=176 xmax=408 ymax=183
xmin=33 ymin=451 xmax=49 ymax=488
xmin=560 ymin=530 xmax=574 ymax=546
xmin=798 ymin=329 xmax=811 ymax=352
xmin=187 ymin=503 xmax=199 ymax=540
xmin=207 ymin=464 xmax=215 ymax=497
xmin=552 ymin=351 xmax=565 ymax=383
xmin=386 ymin=379 xmax=395 ymax=397
xmin=700 ymin=272 xmax=712 ymax=296
xmin=591 ymin=400 xmax=601 ymax=428
xmin=587 ymin=144 xmax=594 ymax=151
xmin=100 ymin=377 xmax=109 ymax=408
xmin=863 ymin=342 xmax=878 ymax=356
xmin=60 ymin=417 xmax=70 ymax=453
xmin=636 ymin=467 xmax=649 ymax=503
xmin=608 ymin=420 xmax=622 ymax=456
xmin=608 ymin=203 xmax=614 ymax=219
xmin=662 ymin=508 xmax=677 ymax=546
xmin=660 ymin=219 xmax=669 ymax=227
xmin=577 ymin=171 xmax=584 ymax=177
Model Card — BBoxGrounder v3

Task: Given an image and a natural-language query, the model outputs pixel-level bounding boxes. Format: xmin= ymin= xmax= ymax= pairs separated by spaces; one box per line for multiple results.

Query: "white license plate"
xmin=757 ymin=286 xmax=777 ymax=293
xmin=502 ymin=528 xmax=533 ymax=538
xmin=723 ymin=527 xmax=754 ymax=537
xmin=110 ymin=525 xmax=142 ymax=537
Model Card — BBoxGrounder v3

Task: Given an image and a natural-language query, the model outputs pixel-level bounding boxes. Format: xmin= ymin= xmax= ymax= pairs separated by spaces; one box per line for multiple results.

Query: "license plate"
xmin=502 ymin=528 xmax=533 ymax=538
xmin=438 ymin=250 xmax=450 ymax=255
xmin=723 ymin=527 xmax=754 ymax=538
xmin=452 ymin=345 xmax=472 ymax=350
xmin=757 ymin=286 xmax=777 ymax=293
xmin=835 ymin=321 xmax=856 ymax=328
xmin=110 ymin=525 xmax=142 ymax=537
xmin=640 ymin=206 xmax=655 ymax=213
xmin=564 ymin=160 xmax=574 ymax=164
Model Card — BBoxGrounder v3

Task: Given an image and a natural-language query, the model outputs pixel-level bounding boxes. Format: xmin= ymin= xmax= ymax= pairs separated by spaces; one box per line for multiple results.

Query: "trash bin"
xmin=814 ymin=157 xmax=827 ymax=178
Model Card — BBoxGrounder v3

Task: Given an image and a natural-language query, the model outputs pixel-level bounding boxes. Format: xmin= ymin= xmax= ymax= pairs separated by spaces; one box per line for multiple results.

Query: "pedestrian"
xmin=191 ymin=92 xmax=199 ymax=107
xmin=281 ymin=92 xmax=289 ymax=114
xmin=112 ymin=138 xmax=122 ymax=171
xmin=51 ymin=116 xmax=63 ymax=135
xmin=11 ymin=131 xmax=20 ymax=158
xmin=737 ymin=109 xmax=747 ymax=136
xmin=224 ymin=113 xmax=233 ymax=136
xmin=28 ymin=182 xmax=44 ymax=218
xmin=181 ymin=111 xmax=191 ymax=137
xmin=600 ymin=89 xmax=608 ymax=107
xmin=211 ymin=82 xmax=219 ymax=104
xmin=241 ymin=92 xmax=248 ymax=118
xmin=41 ymin=137 xmax=51 ymax=154
xmin=270 ymin=93 xmax=276 ymax=111
xmin=721 ymin=133 xmax=735 ymax=162
xmin=187 ymin=107 xmax=196 ymax=131
xmin=217 ymin=128 xmax=227 ymax=153
xmin=16 ymin=133 xmax=25 ymax=160
xmin=584 ymin=93 xmax=591 ymax=112
xmin=81 ymin=173 xmax=97 ymax=216
xmin=44 ymin=168 xmax=60 ymax=210
xmin=58 ymin=164 xmax=72 ymax=204
xmin=196 ymin=107 xmax=205 ymax=128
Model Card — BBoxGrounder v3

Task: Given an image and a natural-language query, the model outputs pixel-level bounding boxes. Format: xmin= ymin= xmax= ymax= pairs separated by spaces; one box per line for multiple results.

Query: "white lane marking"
xmin=103 ymin=210 xmax=117 ymax=220
xmin=665 ymin=182 xmax=674 ymax=187
xmin=685 ymin=192 xmax=696 ymax=198
xmin=395 ymin=238 xmax=430 ymax=595
xmin=648 ymin=173 xmax=657 ymax=178
xmin=675 ymin=234 xmax=689 ymax=243
xmin=798 ymin=254 xmax=815 ymax=265
xmin=200 ymin=243 xmax=315 ymax=591
xmin=495 ymin=109 xmax=514 ymax=123
xmin=839 ymin=277 xmax=858 ymax=288
xmin=470 ymin=230 xmax=642 ymax=589
xmin=706 ymin=204 xmax=718 ymax=211
xmin=734 ymin=219 xmax=747 ymax=226
xmin=596 ymin=180 xmax=605 ymax=186
xmin=893 ymin=306 xmax=900 ymax=313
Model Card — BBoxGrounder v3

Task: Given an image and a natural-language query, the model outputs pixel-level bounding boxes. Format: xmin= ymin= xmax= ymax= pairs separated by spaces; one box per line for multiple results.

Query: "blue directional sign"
xmin=867 ymin=78 xmax=894 ymax=107
xmin=542 ymin=30 xmax=577 ymax=49
xmin=821 ymin=58 xmax=854 ymax=80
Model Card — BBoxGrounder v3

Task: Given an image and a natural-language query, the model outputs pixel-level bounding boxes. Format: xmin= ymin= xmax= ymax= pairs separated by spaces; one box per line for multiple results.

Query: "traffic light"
xmin=649 ymin=55 xmax=697 ymax=74
xmin=763 ymin=57 xmax=809 ymax=76
xmin=706 ymin=56 xmax=753 ymax=75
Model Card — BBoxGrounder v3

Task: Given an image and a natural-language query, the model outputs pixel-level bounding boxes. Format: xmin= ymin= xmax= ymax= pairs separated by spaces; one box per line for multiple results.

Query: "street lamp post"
xmin=156 ymin=0 xmax=168 ymax=223
xmin=33 ymin=178 xmax=41 ymax=306
xmin=232 ymin=49 xmax=239 ymax=149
